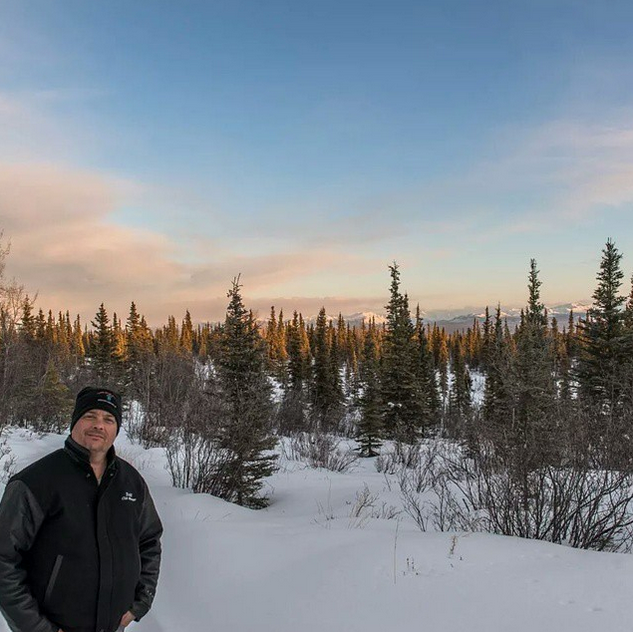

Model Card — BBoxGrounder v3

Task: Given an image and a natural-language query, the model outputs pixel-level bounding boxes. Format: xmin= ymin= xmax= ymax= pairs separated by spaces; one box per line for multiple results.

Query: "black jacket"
xmin=0 ymin=437 xmax=163 ymax=632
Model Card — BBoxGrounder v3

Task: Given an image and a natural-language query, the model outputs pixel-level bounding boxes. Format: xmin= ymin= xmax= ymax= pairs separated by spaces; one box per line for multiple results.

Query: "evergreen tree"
xmin=623 ymin=276 xmax=633 ymax=408
xmin=215 ymin=277 xmax=277 ymax=508
xmin=512 ymin=259 xmax=557 ymax=464
xmin=180 ymin=310 xmax=194 ymax=354
xmin=111 ymin=312 xmax=126 ymax=376
xmin=13 ymin=296 xmax=43 ymax=424
xmin=286 ymin=311 xmax=310 ymax=391
xmin=162 ymin=315 xmax=180 ymax=351
xmin=414 ymin=305 xmax=440 ymax=428
xmin=125 ymin=302 xmax=154 ymax=395
xmin=35 ymin=309 xmax=46 ymax=341
xmin=380 ymin=263 xmax=425 ymax=443
xmin=265 ymin=306 xmax=288 ymax=384
xmin=71 ymin=314 xmax=85 ymax=359
xmin=448 ymin=334 xmax=472 ymax=419
xmin=437 ymin=330 xmax=449 ymax=405
xmin=279 ymin=310 xmax=310 ymax=432
xmin=481 ymin=306 xmax=493 ymax=371
xmin=577 ymin=240 xmax=627 ymax=411
xmin=90 ymin=303 xmax=119 ymax=385
xmin=37 ymin=361 xmax=74 ymax=432
xmin=310 ymin=308 xmax=343 ymax=432
xmin=483 ymin=304 xmax=514 ymax=428
xmin=466 ymin=317 xmax=482 ymax=368
xmin=357 ymin=319 xmax=382 ymax=456
xmin=19 ymin=297 xmax=36 ymax=341
xmin=265 ymin=306 xmax=278 ymax=369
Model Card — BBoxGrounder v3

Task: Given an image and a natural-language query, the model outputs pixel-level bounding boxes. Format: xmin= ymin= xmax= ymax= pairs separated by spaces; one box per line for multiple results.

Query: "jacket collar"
xmin=64 ymin=436 xmax=117 ymax=472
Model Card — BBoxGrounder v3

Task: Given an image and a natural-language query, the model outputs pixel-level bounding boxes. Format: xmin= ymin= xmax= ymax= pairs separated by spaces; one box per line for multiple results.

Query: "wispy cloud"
xmin=402 ymin=112 xmax=633 ymax=241
xmin=0 ymin=163 xmax=388 ymax=323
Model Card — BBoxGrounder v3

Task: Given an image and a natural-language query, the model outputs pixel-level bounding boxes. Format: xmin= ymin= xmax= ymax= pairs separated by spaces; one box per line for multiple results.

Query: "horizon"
xmin=2 ymin=1 xmax=633 ymax=322
xmin=5 ymin=290 xmax=596 ymax=329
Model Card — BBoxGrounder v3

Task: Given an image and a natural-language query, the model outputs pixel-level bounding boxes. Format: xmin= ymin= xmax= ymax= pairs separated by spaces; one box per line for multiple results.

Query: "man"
xmin=0 ymin=387 xmax=163 ymax=632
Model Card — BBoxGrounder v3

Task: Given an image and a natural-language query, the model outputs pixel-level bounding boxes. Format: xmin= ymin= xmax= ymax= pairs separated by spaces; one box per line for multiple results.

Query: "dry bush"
xmin=347 ymin=484 xmax=401 ymax=529
xmin=0 ymin=431 xmax=16 ymax=484
xmin=283 ymin=432 xmax=358 ymax=473
xmin=397 ymin=437 xmax=633 ymax=552
xmin=375 ymin=441 xmax=422 ymax=474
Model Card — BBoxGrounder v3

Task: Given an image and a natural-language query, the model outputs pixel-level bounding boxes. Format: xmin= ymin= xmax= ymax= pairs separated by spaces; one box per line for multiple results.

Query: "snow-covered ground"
xmin=1 ymin=427 xmax=633 ymax=632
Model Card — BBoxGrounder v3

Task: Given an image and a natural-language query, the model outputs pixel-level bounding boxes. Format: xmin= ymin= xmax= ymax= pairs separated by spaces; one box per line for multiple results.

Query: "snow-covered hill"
xmin=1 ymin=428 xmax=632 ymax=632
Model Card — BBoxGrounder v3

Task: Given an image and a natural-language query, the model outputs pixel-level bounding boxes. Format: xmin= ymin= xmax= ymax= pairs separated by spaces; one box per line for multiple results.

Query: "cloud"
xmin=0 ymin=163 xmax=186 ymax=310
xmin=406 ymin=112 xmax=633 ymax=242
xmin=0 ymin=163 xmax=387 ymax=325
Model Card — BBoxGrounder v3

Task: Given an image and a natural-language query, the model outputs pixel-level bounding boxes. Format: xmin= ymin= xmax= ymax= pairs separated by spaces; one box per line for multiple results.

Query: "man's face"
xmin=71 ymin=408 xmax=117 ymax=457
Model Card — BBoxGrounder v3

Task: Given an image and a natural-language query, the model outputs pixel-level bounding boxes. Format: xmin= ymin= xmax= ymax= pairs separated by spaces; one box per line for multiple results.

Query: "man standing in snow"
xmin=0 ymin=387 xmax=163 ymax=632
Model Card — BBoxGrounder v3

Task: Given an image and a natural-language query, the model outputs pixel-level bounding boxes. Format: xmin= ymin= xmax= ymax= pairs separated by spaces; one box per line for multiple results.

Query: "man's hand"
xmin=120 ymin=610 xmax=136 ymax=628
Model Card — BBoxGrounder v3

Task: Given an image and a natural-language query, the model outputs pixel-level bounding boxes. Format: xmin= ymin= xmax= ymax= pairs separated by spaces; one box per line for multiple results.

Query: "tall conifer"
xmin=358 ymin=319 xmax=383 ymax=456
xmin=577 ymin=240 xmax=627 ymax=411
xmin=380 ymin=263 xmax=425 ymax=443
xmin=216 ymin=277 xmax=277 ymax=508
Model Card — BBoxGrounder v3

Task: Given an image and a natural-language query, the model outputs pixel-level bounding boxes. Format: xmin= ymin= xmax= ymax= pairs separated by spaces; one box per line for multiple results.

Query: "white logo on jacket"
xmin=121 ymin=492 xmax=137 ymax=502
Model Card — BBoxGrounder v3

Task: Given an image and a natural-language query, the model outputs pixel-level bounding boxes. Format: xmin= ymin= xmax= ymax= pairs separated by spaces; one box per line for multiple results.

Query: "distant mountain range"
xmin=300 ymin=302 xmax=593 ymax=333
xmin=429 ymin=302 xmax=593 ymax=333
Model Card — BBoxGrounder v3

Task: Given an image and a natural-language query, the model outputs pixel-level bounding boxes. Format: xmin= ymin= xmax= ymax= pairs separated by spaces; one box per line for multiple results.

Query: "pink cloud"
xmin=0 ymin=162 xmax=386 ymax=325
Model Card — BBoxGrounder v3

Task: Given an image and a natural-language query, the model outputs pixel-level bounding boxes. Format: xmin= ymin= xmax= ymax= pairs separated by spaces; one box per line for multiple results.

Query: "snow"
xmin=471 ymin=369 xmax=486 ymax=406
xmin=1 ymin=428 xmax=633 ymax=632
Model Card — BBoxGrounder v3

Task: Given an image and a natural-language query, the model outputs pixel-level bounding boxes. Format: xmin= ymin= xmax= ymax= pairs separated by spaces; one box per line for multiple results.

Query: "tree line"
xmin=1 ymin=237 xmax=633 ymax=509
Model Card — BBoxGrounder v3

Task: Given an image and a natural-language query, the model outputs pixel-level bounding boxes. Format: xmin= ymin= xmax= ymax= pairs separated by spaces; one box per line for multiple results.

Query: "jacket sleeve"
xmin=129 ymin=483 xmax=163 ymax=621
xmin=0 ymin=481 xmax=58 ymax=632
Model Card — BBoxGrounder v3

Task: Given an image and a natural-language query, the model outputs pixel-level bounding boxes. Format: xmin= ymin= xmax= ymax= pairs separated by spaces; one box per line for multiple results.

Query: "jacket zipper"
xmin=44 ymin=554 xmax=64 ymax=606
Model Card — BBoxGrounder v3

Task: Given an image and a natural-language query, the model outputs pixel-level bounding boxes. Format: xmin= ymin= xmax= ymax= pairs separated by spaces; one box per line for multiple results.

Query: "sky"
xmin=1 ymin=0 xmax=633 ymax=325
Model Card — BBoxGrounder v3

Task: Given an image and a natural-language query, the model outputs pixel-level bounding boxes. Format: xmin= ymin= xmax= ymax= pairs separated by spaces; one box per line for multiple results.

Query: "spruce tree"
xmin=279 ymin=310 xmax=310 ymax=432
xmin=380 ymin=263 xmax=424 ymax=443
xmin=37 ymin=361 xmax=73 ymax=432
xmin=483 ymin=304 xmax=514 ymax=429
xmin=577 ymin=240 xmax=627 ymax=411
xmin=125 ymin=302 xmax=154 ymax=395
xmin=357 ymin=319 xmax=383 ymax=456
xmin=265 ymin=306 xmax=278 ymax=370
xmin=623 ymin=276 xmax=633 ymax=408
xmin=512 ymin=260 xmax=557 ymax=467
xmin=216 ymin=277 xmax=277 ymax=508
xmin=90 ymin=303 xmax=119 ymax=386
xmin=180 ymin=310 xmax=194 ymax=354
xmin=265 ymin=306 xmax=288 ymax=384
xmin=414 ymin=305 xmax=440 ymax=428
xmin=448 ymin=334 xmax=472 ymax=419
xmin=481 ymin=306 xmax=493 ymax=372
xmin=437 ymin=330 xmax=449 ymax=405
xmin=19 ymin=297 xmax=36 ymax=341
xmin=310 ymin=307 xmax=343 ymax=432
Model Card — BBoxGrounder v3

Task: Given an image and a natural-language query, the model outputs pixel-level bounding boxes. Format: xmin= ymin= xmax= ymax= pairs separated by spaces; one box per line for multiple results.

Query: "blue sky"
xmin=1 ymin=1 xmax=632 ymax=323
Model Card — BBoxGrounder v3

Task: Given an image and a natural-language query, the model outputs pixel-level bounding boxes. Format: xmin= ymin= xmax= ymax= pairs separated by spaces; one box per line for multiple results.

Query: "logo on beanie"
xmin=97 ymin=392 xmax=118 ymax=409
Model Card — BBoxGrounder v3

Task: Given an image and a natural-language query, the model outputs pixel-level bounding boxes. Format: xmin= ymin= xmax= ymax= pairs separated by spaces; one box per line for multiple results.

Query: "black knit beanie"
xmin=71 ymin=387 xmax=122 ymax=433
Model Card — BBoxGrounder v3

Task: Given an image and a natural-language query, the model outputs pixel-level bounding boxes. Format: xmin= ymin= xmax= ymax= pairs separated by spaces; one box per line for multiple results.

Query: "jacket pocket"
xmin=44 ymin=554 xmax=63 ymax=607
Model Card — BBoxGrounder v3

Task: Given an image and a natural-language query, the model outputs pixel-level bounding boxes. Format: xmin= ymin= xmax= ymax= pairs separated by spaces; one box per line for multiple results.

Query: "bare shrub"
xmin=375 ymin=441 xmax=421 ymax=474
xmin=372 ymin=502 xmax=401 ymax=520
xmin=398 ymin=438 xmax=633 ymax=552
xmin=348 ymin=483 xmax=379 ymax=528
xmin=397 ymin=441 xmax=472 ymax=532
xmin=130 ymin=350 xmax=200 ymax=448
xmin=166 ymin=429 xmax=236 ymax=495
xmin=0 ymin=431 xmax=16 ymax=484
xmin=284 ymin=432 xmax=358 ymax=473
xmin=347 ymin=483 xmax=401 ymax=529
xmin=161 ymin=373 xmax=234 ymax=495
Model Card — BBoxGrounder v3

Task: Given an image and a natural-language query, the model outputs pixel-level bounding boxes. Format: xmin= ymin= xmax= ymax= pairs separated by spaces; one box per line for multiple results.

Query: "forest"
xmin=1 ymin=238 xmax=633 ymax=550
